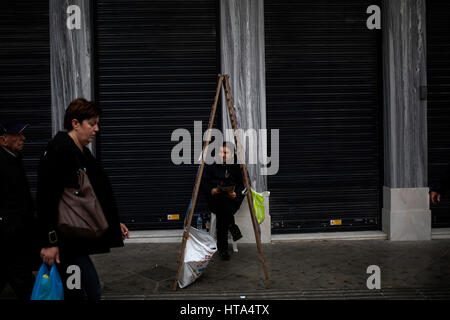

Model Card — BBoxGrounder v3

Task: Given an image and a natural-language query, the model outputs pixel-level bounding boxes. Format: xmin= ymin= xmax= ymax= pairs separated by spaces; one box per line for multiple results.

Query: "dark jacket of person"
xmin=200 ymin=161 xmax=247 ymax=212
xmin=0 ymin=146 xmax=37 ymax=257
xmin=36 ymin=132 xmax=123 ymax=258
xmin=430 ymin=162 xmax=450 ymax=195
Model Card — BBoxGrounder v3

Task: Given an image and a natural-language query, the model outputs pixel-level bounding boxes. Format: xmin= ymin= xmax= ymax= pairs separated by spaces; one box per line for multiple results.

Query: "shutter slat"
xmin=427 ymin=0 xmax=450 ymax=228
xmin=0 ymin=1 xmax=51 ymax=197
xmin=95 ymin=0 xmax=218 ymax=230
xmin=265 ymin=0 xmax=382 ymax=234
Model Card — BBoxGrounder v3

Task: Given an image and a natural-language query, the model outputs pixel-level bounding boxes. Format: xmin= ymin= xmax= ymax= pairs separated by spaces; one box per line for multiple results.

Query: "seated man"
xmin=200 ymin=142 xmax=245 ymax=260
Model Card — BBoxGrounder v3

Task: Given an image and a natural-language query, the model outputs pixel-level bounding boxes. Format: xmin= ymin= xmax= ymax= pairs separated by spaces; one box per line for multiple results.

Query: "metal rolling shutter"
xmin=265 ymin=0 xmax=383 ymax=233
xmin=94 ymin=0 xmax=219 ymax=230
xmin=0 ymin=1 xmax=51 ymax=196
xmin=427 ymin=0 xmax=450 ymax=228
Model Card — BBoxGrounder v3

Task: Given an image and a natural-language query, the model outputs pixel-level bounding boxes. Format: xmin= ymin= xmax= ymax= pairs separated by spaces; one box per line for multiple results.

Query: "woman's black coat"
xmin=36 ymin=132 xmax=123 ymax=258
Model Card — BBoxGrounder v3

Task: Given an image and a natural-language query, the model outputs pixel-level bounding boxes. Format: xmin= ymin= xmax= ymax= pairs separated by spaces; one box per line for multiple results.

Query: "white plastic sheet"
xmin=178 ymin=227 xmax=217 ymax=289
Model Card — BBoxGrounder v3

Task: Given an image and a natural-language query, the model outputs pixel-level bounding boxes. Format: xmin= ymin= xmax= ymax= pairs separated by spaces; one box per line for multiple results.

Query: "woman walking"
xmin=36 ymin=98 xmax=129 ymax=300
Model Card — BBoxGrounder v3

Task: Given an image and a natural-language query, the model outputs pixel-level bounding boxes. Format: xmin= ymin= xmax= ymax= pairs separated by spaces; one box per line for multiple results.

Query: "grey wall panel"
xmin=382 ymin=0 xmax=427 ymax=188
xmin=220 ymin=0 xmax=268 ymax=193
xmin=49 ymin=0 xmax=94 ymax=136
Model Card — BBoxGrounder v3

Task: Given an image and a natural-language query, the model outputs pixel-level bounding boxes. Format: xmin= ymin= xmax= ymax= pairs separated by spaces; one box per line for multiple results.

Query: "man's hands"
xmin=40 ymin=247 xmax=60 ymax=266
xmin=211 ymin=188 xmax=236 ymax=199
xmin=430 ymin=191 xmax=441 ymax=205
xmin=227 ymin=191 xmax=237 ymax=199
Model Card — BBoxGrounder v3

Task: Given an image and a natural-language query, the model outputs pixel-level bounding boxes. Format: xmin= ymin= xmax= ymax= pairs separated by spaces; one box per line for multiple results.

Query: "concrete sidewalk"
xmin=92 ymin=238 xmax=450 ymax=299
xmin=2 ymin=238 xmax=449 ymax=299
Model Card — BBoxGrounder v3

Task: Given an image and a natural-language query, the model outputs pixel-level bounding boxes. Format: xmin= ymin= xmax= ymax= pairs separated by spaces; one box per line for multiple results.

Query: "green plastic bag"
xmin=251 ymin=189 xmax=265 ymax=224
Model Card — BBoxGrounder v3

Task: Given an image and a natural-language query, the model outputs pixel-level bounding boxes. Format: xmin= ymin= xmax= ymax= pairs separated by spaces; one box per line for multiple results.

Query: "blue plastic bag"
xmin=31 ymin=263 xmax=64 ymax=300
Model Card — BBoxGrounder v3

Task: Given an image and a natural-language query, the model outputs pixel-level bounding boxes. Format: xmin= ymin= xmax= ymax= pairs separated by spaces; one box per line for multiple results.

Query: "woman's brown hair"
xmin=64 ymin=98 xmax=101 ymax=131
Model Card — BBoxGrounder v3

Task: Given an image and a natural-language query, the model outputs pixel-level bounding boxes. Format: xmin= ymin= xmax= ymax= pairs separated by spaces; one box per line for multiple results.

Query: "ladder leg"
xmin=172 ymin=74 xmax=224 ymax=291
xmin=222 ymin=74 xmax=271 ymax=289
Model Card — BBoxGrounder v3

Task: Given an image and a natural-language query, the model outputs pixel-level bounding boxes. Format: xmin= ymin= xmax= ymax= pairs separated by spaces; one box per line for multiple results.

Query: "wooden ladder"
xmin=173 ymin=74 xmax=270 ymax=290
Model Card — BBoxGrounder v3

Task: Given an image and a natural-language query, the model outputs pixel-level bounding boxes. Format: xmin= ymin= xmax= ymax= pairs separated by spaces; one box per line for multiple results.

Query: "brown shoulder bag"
xmin=58 ymin=169 xmax=109 ymax=239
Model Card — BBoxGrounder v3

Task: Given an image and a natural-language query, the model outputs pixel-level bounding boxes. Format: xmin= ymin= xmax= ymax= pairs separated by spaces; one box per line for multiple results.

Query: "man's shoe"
xmin=218 ymin=250 xmax=230 ymax=261
xmin=229 ymin=224 xmax=243 ymax=242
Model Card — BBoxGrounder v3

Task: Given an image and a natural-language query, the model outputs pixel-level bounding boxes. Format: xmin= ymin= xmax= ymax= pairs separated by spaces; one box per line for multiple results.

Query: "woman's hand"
xmin=211 ymin=188 xmax=221 ymax=196
xmin=40 ymin=247 xmax=60 ymax=266
xmin=120 ymin=223 xmax=129 ymax=240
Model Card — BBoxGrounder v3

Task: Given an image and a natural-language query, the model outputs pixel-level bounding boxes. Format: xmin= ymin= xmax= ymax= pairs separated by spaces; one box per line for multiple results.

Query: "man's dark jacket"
xmin=36 ymin=132 xmax=123 ymax=258
xmin=0 ymin=146 xmax=38 ymax=262
xmin=430 ymin=162 xmax=450 ymax=195
xmin=200 ymin=161 xmax=247 ymax=212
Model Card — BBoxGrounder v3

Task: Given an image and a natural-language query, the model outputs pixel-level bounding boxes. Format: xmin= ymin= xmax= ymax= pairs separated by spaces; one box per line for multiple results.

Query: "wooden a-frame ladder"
xmin=173 ymin=74 xmax=270 ymax=291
